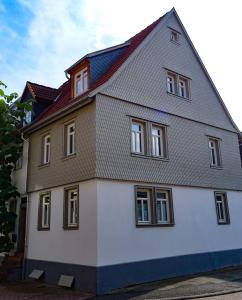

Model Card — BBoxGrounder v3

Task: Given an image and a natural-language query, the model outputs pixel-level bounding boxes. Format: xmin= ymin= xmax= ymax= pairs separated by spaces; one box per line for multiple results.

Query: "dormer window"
xmin=25 ymin=109 xmax=32 ymax=124
xmin=75 ymin=68 xmax=88 ymax=97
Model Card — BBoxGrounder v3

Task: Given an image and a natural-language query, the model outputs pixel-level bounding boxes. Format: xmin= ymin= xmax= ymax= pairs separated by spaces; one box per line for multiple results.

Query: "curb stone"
xmin=153 ymin=287 xmax=242 ymax=300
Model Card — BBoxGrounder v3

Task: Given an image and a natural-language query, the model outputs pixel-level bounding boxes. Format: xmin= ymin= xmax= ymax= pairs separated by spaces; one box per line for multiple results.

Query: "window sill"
xmin=38 ymin=163 xmax=50 ymax=169
xmin=37 ymin=227 xmax=50 ymax=231
xmin=63 ymin=226 xmax=79 ymax=231
xmin=210 ymin=165 xmax=223 ymax=170
xmin=74 ymin=89 xmax=89 ymax=99
xmin=170 ymin=40 xmax=180 ymax=46
xmin=62 ymin=153 xmax=76 ymax=161
xmin=136 ymin=223 xmax=175 ymax=228
xmin=151 ymin=156 xmax=169 ymax=162
xmin=167 ymin=91 xmax=191 ymax=102
xmin=131 ymin=153 xmax=169 ymax=162
xmin=217 ymin=221 xmax=230 ymax=225
xmin=131 ymin=153 xmax=150 ymax=159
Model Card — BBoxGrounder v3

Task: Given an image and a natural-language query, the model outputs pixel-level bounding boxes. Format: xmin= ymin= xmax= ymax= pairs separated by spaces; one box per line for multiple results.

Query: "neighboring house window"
xmin=43 ymin=134 xmax=51 ymax=164
xmin=66 ymin=122 xmax=75 ymax=156
xmin=38 ymin=193 xmax=51 ymax=230
xmin=151 ymin=125 xmax=167 ymax=158
xmin=25 ymin=109 xmax=32 ymax=124
xmin=75 ymin=68 xmax=88 ymax=97
xmin=214 ymin=192 xmax=230 ymax=224
xmin=136 ymin=189 xmax=151 ymax=224
xmin=208 ymin=138 xmax=221 ymax=167
xmin=15 ymin=144 xmax=23 ymax=170
xmin=166 ymin=70 xmax=190 ymax=99
xmin=135 ymin=187 xmax=174 ymax=226
xmin=131 ymin=121 xmax=145 ymax=154
xmin=64 ymin=187 xmax=79 ymax=229
xmin=170 ymin=30 xmax=179 ymax=43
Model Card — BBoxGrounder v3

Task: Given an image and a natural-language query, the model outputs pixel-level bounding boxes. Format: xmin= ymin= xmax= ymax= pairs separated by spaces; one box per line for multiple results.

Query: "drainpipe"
xmin=21 ymin=192 xmax=30 ymax=280
xmin=20 ymin=134 xmax=30 ymax=280
xmin=65 ymin=71 xmax=70 ymax=80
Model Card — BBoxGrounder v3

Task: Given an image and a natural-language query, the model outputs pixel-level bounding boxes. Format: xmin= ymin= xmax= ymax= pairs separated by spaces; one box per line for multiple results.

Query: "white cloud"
xmin=2 ymin=0 xmax=242 ymax=128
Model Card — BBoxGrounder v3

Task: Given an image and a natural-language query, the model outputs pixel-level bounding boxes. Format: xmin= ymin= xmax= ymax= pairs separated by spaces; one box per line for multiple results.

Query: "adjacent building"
xmin=15 ymin=8 xmax=242 ymax=294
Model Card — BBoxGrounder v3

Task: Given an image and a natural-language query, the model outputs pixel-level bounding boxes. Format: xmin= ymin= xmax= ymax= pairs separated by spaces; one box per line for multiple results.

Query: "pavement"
xmin=2 ymin=267 xmax=242 ymax=299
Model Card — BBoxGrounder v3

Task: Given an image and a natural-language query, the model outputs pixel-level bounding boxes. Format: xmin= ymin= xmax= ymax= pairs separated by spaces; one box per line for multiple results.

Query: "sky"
xmin=1 ymin=0 xmax=242 ymax=129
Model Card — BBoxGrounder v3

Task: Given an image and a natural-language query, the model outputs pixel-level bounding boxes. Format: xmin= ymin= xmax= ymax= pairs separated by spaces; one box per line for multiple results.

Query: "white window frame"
xmin=167 ymin=75 xmax=175 ymax=94
xmin=41 ymin=194 xmax=50 ymax=229
xmin=178 ymin=79 xmax=185 ymax=97
xmin=151 ymin=125 xmax=165 ymax=157
xmin=43 ymin=134 xmax=51 ymax=164
xmin=66 ymin=123 xmax=75 ymax=156
xmin=208 ymin=138 xmax=221 ymax=167
xmin=136 ymin=189 xmax=151 ymax=224
xmin=67 ymin=189 xmax=78 ymax=227
xmin=215 ymin=193 xmax=229 ymax=224
xmin=131 ymin=121 xmax=145 ymax=154
xmin=75 ymin=68 xmax=88 ymax=97
xmin=156 ymin=190 xmax=170 ymax=224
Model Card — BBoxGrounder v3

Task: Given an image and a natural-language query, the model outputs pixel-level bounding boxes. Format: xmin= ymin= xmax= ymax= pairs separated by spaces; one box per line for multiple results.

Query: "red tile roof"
xmin=27 ymin=81 xmax=59 ymax=102
xmin=33 ymin=14 xmax=164 ymax=123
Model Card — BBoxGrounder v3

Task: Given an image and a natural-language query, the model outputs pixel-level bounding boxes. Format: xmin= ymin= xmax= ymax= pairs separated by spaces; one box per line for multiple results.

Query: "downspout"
xmin=65 ymin=71 xmax=70 ymax=80
xmin=20 ymin=133 xmax=30 ymax=280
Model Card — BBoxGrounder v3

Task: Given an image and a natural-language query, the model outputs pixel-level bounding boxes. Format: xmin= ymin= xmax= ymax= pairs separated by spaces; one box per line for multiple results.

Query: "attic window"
xmin=170 ymin=30 xmax=179 ymax=44
xmin=75 ymin=68 xmax=88 ymax=97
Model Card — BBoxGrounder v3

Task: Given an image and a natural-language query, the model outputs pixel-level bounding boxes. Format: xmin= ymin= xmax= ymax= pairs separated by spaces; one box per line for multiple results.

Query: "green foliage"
xmin=0 ymin=81 xmax=33 ymax=253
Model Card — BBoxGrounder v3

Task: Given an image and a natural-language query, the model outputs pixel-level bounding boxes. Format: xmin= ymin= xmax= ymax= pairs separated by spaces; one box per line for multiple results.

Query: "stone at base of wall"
xmin=24 ymin=248 xmax=242 ymax=295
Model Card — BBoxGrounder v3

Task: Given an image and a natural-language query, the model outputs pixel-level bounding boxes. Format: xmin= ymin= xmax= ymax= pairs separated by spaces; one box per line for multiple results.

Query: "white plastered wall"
xmin=26 ymin=180 xmax=98 ymax=266
xmin=97 ymin=180 xmax=242 ymax=266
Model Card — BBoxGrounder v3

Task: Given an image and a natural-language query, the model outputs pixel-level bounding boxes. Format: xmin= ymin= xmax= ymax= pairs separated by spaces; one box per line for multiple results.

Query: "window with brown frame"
xmin=151 ymin=125 xmax=168 ymax=158
xmin=208 ymin=137 xmax=222 ymax=168
xmin=166 ymin=70 xmax=190 ymax=100
xmin=64 ymin=122 xmax=76 ymax=157
xmin=170 ymin=30 xmax=180 ymax=44
xmin=130 ymin=118 xmax=168 ymax=159
xmin=131 ymin=120 xmax=146 ymax=155
xmin=42 ymin=134 xmax=51 ymax=164
xmin=63 ymin=186 xmax=79 ymax=230
xmin=214 ymin=192 xmax=230 ymax=225
xmin=135 ymin=186 xmax=174 ymax=227
xmin=38 ymin=192 xmax=51 ymax=230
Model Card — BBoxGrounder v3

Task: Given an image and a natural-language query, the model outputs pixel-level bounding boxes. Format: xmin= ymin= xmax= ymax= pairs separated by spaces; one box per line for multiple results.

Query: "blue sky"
xmin=1 ymin=0 xmax=242 ymax=128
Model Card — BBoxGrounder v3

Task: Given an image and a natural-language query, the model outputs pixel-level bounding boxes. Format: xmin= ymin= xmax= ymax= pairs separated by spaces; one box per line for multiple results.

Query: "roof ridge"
xmin=27 ymin=81 xmax=58 ymax=90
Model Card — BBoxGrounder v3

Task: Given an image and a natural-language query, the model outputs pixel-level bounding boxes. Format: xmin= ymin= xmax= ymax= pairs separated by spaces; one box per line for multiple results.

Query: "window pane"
xmin=162 ymin=201 xmax=168 ymax=221
xmin=157 ymin=192 xmax=167 ymax=199
xmin=209 ymin=139 xmax=220 ymax=166
xmin=131 ymin=122 xmax=143 ymax=153
xmin=137 ymin=191 xmax=148 ymax=198
xmin=136 ymin=189 xmax=150 ymax=224
xmin=143 ymin=200 xmax=149 ymax=221
xmin=156 ymin=200 xmax=162 ymax=221
xmin=137 ymin=200 xmax=142 ymax=221
xmin=152 ymin=126 xmax=163 ymax=157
